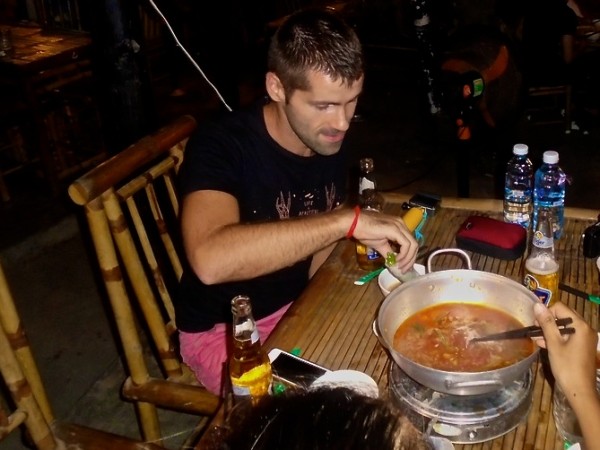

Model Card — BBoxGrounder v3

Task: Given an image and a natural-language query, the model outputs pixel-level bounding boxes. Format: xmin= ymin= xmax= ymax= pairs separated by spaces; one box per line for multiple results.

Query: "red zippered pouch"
xmin=455 ymin=215 xmax=527 ymax=260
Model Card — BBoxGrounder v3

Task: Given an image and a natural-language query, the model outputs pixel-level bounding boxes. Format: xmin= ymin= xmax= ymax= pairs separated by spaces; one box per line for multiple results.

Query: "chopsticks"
xmin=469 ymin=317 xmax=574 ymax=343
xmin=559 ymin=282 xmax=600 ymax=305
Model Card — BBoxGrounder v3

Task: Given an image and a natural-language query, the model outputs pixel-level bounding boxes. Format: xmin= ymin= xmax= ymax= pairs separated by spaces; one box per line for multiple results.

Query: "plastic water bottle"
xmin=533 ymin=151 xmax=567 ymax=240
xmin=503 ymin=143 xmax=533 ymax=229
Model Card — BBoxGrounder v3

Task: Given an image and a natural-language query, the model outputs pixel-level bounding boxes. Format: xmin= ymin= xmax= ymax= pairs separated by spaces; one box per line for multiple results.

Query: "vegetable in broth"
xmin=393 ymin=303 xmax=535 ymax=372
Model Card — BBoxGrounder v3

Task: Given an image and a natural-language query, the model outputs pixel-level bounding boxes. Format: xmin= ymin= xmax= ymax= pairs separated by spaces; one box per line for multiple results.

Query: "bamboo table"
xmin=196 ymin=193 xmax=599 ymax=450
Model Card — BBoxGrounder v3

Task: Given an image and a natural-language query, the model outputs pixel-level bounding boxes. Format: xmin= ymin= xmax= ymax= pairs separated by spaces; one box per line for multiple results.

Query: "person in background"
xmin=520 ymin=0 xmax=597 ymax=132
xmin=533 ymin=301 xmax=600 ymax=450
xmin=520 ymin=0 xmax=578 ymax=82
xmin=205 ymin=387 xmax=433 ymax=450
xmin=566 ymin=0 xmax=600 ymax=132
xmin=175 ymin=8 xmax=418 ymax=395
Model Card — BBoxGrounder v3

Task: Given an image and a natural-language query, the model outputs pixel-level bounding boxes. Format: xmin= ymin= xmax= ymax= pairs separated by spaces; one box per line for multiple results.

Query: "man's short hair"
xmin=267 ymin=8 xmax=364 ymax=96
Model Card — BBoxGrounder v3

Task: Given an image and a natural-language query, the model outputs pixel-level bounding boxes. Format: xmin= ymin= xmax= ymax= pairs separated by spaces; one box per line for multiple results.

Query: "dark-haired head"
xmin=207 ymin=387 xmax=432 ymax=450
xmin=267 ymin=8 xmax=364 ymax=99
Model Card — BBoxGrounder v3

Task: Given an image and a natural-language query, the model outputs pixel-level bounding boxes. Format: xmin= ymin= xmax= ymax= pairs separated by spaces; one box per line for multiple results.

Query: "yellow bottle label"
xmin=230 ymin=361 xmax=273 ymax=398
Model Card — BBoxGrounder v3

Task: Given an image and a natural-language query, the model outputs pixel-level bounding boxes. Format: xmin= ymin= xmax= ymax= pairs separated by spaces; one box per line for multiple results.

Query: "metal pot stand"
xmin=389 ymin=364 xmax=533 ymax=444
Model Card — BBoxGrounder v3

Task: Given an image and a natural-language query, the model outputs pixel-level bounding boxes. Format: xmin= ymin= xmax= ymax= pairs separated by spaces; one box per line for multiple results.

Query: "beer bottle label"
xmin=523 ymin=274 xmax=552 ymax=306
xmin=233 ymin=324 xmax=260 ymax=344
xmin=359 ymin=177 xmax=375 ymax=195
xmin=366 ymin=247 xmax=381 ymax=260
xmin=532 ymin=231 xmax=553 ymax=249
xmin=231 ymin=384 xmax=251 ymax=397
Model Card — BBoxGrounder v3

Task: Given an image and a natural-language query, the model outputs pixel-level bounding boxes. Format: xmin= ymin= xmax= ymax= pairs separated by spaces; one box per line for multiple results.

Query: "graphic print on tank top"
xmin=275 ymin=183 xmax=338 ymax=219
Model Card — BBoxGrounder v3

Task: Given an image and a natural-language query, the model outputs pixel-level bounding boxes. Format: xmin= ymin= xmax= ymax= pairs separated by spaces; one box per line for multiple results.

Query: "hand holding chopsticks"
xmin=470 ymin=317 xmax=574 ymax=344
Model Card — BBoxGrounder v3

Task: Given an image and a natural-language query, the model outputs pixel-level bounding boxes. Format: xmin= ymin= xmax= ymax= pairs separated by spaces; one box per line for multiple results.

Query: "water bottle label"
xmin=524 ymin=274 xmax=552 ymax=306
xmin=507 ymin=189 xmax=526 ymax=198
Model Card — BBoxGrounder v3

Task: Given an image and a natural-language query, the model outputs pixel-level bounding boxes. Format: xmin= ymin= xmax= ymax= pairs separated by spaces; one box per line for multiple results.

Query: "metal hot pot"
xmin=375 ymin=248 xmax=540 ymax=396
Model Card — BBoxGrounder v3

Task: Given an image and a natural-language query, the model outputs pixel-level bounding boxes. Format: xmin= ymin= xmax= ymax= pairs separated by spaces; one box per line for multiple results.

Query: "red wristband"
xmin=346 ymin=206 xmax=361 ymax=239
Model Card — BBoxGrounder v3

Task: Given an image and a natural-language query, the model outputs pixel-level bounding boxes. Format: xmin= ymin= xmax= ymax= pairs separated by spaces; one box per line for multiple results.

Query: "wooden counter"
xmin=0 ymin=24 xmax=105 ymax=199
xmin=196 ymin=194 xmax=599 ymax=449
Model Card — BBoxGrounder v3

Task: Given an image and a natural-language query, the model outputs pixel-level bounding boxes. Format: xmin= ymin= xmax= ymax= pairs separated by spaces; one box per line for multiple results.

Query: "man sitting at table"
xmin=175 ymin=7 xmax=418 ymax=395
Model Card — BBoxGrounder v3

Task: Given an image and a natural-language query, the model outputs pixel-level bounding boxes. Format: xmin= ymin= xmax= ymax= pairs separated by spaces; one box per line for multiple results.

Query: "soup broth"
xmin=393 ymin=303 xmax=535 ymax=372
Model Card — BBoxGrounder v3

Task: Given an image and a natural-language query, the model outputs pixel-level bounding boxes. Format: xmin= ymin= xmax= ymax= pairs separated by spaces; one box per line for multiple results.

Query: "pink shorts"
xmin=179 ymin=302 xmax=291 ymax=396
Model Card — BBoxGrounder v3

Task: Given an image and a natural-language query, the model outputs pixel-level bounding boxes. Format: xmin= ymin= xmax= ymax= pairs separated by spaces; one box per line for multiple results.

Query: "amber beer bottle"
xmin=229 ymin=295 xmax=272 ymax=402
xmin=523 ymin=208 xmax=559 ymax=306
xmin=355 ymin=158 xmax=385 ymax=270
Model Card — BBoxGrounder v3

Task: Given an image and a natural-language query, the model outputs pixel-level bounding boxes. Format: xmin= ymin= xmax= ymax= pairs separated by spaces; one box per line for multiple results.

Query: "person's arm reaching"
xmin=533 ymin=301 xmax=600 ymax=450
xmin=181 ymin=190 xmax=418 ymax=284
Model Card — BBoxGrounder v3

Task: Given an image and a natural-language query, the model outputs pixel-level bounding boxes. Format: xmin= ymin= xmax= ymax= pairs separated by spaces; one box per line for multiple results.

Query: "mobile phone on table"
xmin=408 ymin=192 xmax=440 ymax=214
xmin=268 ymin=348 xmax=329 ymax=390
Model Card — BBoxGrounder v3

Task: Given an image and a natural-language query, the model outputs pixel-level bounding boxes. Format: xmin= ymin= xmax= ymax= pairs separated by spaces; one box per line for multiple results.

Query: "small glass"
xmin=552 ymin=369 xmax=600 ymax=448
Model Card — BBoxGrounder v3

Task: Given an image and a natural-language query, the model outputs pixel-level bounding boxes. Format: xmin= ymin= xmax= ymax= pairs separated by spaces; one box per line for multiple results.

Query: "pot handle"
xmin=444 ymin=378 xmax=504 ymax=390
xmin=372 ymin=319 xmax=388 ymax=349
xmin=426 ymin=248 xmax=472 ymax=273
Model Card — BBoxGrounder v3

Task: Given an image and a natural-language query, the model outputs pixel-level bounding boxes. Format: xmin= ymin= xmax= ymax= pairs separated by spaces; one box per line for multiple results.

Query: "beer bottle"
xmin=229 ymin=295 xmax=272 ymax=403
xmin=523 ymin=208 xmax=559 ymax=306
xmin=356 ymin=158 xmax=385 ymax=270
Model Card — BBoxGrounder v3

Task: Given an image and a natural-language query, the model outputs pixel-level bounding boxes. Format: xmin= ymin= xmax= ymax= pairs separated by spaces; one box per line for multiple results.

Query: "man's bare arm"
xmin=182 ymin=190 xmax=418 ymax=284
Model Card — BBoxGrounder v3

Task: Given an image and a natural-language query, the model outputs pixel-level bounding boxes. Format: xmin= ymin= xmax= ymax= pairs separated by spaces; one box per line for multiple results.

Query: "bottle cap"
xmin=359 ymin=158 xmax=374 ymax=172
xmin=513 ymin=143 xmax=528 ymax=156
xmin=543 ymin=150 xmax=559 ymax=164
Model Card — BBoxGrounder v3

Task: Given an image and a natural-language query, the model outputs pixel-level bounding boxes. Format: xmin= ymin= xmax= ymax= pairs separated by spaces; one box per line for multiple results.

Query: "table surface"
xmin=196 ymin=194 xmax=599 ymax=450
xmin=0 ymin=24 xmax=91 ymax=74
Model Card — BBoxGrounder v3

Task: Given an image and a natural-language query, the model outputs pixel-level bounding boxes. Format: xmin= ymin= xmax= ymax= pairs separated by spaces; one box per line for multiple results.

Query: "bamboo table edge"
xmin=384 ymin=192 xmax=599 ymax=221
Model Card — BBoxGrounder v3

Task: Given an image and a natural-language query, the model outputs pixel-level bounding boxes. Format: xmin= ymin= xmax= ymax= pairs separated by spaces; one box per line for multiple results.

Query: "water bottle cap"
xmin=543 ymin=151 xmax=559 ymax=164
xmin=513 ymin=143 xmax=528 ymax=156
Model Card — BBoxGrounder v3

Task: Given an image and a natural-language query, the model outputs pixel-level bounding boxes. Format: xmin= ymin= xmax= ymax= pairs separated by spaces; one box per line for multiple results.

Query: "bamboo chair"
xmin=67 ymin=115 xmax=220 ymax=444
xmin=0 ymin=259 xmax=165 ymax=450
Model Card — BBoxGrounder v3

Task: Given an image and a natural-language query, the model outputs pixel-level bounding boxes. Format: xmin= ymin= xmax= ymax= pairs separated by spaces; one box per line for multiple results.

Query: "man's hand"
xmin=352 ymin=209 xmax=419 ymax=273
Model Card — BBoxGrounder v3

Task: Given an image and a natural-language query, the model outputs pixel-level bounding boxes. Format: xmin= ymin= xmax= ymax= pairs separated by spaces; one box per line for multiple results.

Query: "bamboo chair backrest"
xmin=68 ymin=115 xmax=220 ymax=443
xmin=0 ymin=259 xmax=167 ymax=450
xmin=0 ymin=261 xmax=55 ymax=450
